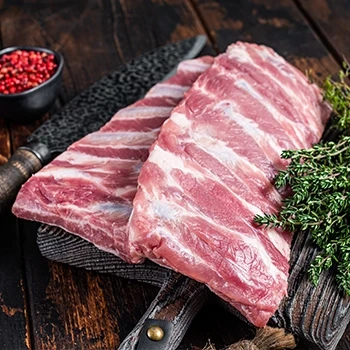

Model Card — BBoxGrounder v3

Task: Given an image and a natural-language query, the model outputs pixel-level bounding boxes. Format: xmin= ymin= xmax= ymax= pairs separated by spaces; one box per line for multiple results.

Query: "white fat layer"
xmin=147 ymin=144 xmax=205 ymax=182
xmin=36 ymin=199 xmax=130 ymax=224
xmin=172 ymin=112 xmax=192 ymax=129
xmin=192 ymin=136 xmax=282 ymax=204
xmin=82 ymin=130 xmax=159 ymax=142
xmin=234 ymin=79 xmax=308 ymax=148
xmin=91 ymin=201 xmax=132 ymax=214
xmin=113 ymin=106 xmax=173 ymax=119
xmin=229 ymin=45 xmax=322 ymax=135
xmin=138 ymin=199 xmax=286 ymax=294
xmin=178 ymin=60 xmax=213 ymax=72
xmin=255 ymin=48 xmax=322 ymax=131
xmin=37 ymin=167 xmax=136 ymax=197
xmin=152 ymin=201 xmax=181 ymax=221
xmin=147 ymin=83 xmax=189 ymax=98
xmin=226 ymin=46 xmax=254 ymax=64
xmin=258 ymin=45 xmax=308 ymax=87
xmin=38 ymin=167 xmax=92 ymax=180
xmin=197 ymin=80 xmax=306 ymax=151
xmin=57 ymin=151 xmax=141 ymax=166
xmin=75 ymin=144 xmax=149 ymax=151
xmin=217 ymin=101 xmax=284 ymax=163
xmin=267 ymin=228 xmax=290 ymax=258
xmin=78 ymin=129 xmax=159 ymax=149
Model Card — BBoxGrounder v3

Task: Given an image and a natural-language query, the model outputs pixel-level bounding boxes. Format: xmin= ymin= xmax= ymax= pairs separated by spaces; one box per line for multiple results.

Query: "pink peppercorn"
xmin=0 ymin=50 xmax=57 ymax=94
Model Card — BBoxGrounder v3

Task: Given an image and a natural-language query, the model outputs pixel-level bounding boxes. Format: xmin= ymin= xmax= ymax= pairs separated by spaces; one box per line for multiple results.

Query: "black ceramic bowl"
xmin=0 ymin=46 xmax=64 ymax=122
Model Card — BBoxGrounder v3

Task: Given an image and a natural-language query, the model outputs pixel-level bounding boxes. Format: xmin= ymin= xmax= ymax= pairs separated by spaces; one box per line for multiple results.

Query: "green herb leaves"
xmin=255 ymin=137 xmax=350 ymax=293
xmin=255 ymin=64 xmax=350 ymax=295
xmin=324 ymin=62 xmax=350 ymax=131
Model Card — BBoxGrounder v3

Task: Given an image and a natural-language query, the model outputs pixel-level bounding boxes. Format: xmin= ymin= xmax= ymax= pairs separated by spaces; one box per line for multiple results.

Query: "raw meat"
xmin=128 ymin=42 xmax=331 ymax=326
xmin=12 ymin=56 xmax=214 ymax=263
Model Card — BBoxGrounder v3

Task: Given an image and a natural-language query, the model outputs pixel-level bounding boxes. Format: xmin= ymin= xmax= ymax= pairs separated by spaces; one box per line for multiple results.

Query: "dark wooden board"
xmin=20 ymin=220 xmax=158 ymax=350
xmin=36 ymin=216 xmax=350 ymax=350
xmin=295 ymin=0 xmax=350 ymax=64
xmin=36 ymin=225 xmax=254 ymax=350
xmin=273 ymin=233 xmax=350 ymax=349
xmin=28 ymin=219 xmax=350 ymax=350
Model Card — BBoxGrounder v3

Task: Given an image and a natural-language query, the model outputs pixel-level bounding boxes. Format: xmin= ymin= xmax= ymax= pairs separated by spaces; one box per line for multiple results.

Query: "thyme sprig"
xmin=324 ymin=61 xmax=350 ymax=131
xmin=254 ymin=64 xmax=350 ymax=294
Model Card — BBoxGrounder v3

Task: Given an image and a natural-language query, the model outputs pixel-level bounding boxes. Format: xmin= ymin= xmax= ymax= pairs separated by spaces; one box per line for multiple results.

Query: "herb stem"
xmin=254 ymin=62 xmax=350 ymax=294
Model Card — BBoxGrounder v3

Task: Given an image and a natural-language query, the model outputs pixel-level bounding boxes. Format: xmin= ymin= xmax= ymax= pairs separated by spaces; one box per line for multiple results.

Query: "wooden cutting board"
xmin=37 ymin=222 xmax=350 ymax=350
xmin=37 ymin=225 xmax=210 ymax=350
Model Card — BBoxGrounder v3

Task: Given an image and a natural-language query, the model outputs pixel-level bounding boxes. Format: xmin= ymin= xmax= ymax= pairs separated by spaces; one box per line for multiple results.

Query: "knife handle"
xmin=0 ymin=141 xmax=50 ymax=213
xmin=118 ymin=272 xmax=208 ymax=350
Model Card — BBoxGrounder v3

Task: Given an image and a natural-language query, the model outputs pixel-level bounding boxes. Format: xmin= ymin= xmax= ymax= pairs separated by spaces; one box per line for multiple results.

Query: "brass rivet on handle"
xmin=146 ymin=326 xmax=165 ymax=341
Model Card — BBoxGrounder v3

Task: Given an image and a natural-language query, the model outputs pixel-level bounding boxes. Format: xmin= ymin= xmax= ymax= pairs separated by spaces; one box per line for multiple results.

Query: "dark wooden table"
xmin=0 ymin=1 xmax=349 ymax=349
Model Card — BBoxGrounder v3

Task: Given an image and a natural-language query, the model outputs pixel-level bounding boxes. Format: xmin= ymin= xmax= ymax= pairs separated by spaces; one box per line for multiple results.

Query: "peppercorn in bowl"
xmin=0 ymin=46 xmax=64 ymax=122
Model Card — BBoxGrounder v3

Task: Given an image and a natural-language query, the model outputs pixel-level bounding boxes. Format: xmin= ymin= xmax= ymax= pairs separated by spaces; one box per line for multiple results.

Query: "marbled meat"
xmin=12 ymin=56 xmax=214 ymax=262
xmin=127 ymin=42 xmax=331 ymax=326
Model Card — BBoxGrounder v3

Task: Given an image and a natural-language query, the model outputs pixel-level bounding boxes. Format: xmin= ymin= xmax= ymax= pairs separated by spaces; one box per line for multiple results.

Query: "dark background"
xmin=0 ymin=1 xmax=349 ymax=349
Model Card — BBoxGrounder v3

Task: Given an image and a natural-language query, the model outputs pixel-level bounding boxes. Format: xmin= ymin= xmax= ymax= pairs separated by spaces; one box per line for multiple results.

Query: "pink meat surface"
xmin=128 ymin=42 xmax=331 ymax=326
xmin=12 ymin=56 xmax=214 ymax=263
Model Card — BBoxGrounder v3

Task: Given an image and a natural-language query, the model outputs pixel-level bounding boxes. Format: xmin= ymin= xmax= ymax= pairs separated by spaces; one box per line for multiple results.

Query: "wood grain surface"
xmin=0 ymin=1 xmax=349 ymax=349
xmin=0 ymin=213 xmax=29 ymax=350
xmin=295 ymin=0 xmax=350 ymax=64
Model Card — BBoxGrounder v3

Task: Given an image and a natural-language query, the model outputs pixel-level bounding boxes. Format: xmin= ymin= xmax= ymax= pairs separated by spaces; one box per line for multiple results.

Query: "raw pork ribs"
xmin=12 ymin=56 xmax=213 ymax=262
xmin=128 ymin=42 xmax=331 ymax=326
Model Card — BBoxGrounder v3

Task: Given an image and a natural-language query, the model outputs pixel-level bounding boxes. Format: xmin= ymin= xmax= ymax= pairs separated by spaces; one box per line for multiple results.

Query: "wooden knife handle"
xmin=118 ymin=272 xmax=209 ymax=350
xmin=0 ymin=142 xmax=50 ymax=213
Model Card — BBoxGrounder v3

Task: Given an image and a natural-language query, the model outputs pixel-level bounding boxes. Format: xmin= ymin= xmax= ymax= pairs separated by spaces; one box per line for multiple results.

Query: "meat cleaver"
xmin=0 ymin=35 xmax=207 ymax=213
